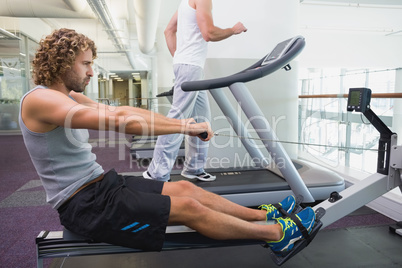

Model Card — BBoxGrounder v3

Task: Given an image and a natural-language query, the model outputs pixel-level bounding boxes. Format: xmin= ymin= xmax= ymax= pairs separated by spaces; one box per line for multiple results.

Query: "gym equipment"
xmin=130 ymin=135 xmax=185 ymax=162
xmin=312 ymin=87 xmax=402 ymax=229
xmin=36 ymin=225 xmax=262 ymax=268
xmin=35 ymin=36 xmax=327 ymax=267
xmin=36 ymin=197 xmax=317 ymax=268
xmin=270 ymin=87 xmax=402 ymax=265
xmin=35 ymin=37 xmax=401 ymax=267
xmin=389 ymin=221 xmax=402 ymax=237
xmin=173 ymin=35 xmax=344 ymax=206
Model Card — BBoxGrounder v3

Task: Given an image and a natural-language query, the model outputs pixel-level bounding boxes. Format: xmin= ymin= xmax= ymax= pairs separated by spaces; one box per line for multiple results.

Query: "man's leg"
xmin=162 ymin=180 xmax=317 ymax=252
xmin=167 ymin=192 xmax=283 ymax=242
xmin=162 ymin=180 xmax=266 ymax=222
xmin=147 ymin=133 xmax=185 ymax=181
xmin=147 ymin=65 xmax=200 ymax=181
xmin=183 ymin=90 xmax=211 ymax=176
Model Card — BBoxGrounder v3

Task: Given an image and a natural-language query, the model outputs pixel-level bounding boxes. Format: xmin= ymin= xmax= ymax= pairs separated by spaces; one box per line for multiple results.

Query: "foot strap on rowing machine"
xmin=268 ymin=207 xmax=326 ymax=266
xmin=272 ymin=194 xmax=304 ymax=219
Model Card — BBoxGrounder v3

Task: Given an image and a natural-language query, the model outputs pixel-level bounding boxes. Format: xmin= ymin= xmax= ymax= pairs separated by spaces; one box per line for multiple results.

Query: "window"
xmin=299 ymin=68 xmax=397 ymax=173
xmin=0 ymin=32 xmax=38 ymax=133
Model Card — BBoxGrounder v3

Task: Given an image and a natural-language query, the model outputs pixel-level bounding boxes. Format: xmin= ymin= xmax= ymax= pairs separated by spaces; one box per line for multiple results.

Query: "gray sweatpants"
xmin=147 ymin=64 xmax=211 ymax=181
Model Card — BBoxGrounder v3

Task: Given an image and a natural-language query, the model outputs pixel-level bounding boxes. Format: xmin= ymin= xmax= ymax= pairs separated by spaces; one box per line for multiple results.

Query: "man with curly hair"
xmin=19 ymin=28 xmax=316 ymax=254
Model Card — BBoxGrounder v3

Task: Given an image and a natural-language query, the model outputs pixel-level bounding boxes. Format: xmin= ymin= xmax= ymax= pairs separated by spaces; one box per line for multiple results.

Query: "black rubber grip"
xmin=199 ymin=132 xmax=208 ymax=139
xmin=190 ymin=122 xmax=208 ymax=139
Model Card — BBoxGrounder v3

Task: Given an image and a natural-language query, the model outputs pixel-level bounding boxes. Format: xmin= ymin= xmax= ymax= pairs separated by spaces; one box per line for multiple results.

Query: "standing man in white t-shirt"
xmin=144 ymin=0 xmax=247 ymax=182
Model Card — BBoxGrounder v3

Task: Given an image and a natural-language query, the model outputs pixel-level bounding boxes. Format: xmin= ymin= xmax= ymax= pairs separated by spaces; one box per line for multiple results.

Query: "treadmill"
xmin=168 ymin=36 xmax=345 ymax=206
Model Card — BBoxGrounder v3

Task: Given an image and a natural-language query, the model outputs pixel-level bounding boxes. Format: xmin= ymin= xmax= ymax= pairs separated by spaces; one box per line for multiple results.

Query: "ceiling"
xmin=0 ymin=0 xmax=401 ymax=80
xmin=0 ymin=0 xmax=182 ymax=80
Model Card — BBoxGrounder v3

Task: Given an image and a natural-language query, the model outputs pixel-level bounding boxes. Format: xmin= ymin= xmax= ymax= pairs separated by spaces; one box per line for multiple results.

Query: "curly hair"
xmin=32 ymin=28 xmax=97 ymax=86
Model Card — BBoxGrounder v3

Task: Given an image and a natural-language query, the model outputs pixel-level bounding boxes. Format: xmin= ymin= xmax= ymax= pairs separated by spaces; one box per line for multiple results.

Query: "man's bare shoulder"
xmin=193 ymin=0 xmax=212 ymax=10
xmin=21 ymin=88 xmax=73 ymax=132
xmin=24 ymin=88 xmax=69 ymax=108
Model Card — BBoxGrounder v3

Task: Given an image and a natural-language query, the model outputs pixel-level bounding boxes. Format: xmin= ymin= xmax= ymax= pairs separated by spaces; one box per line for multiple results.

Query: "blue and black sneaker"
xmin=267 ymin=207 xmax=316 ymax=254
xmin=259 ymin=195 xmax=296 ymax=221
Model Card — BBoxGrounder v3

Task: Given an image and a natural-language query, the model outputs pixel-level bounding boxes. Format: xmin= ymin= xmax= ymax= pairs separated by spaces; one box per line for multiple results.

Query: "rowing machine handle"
xmin=199 ymin=131 xmax=208 ymax=139
xmin=190 ymin=122 xmax=208 ymax=139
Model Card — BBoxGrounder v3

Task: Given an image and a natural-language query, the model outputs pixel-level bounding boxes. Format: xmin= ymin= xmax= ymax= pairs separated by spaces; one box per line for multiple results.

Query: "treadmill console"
xmin=181 ymin=35 xmax=305 ymax=92
xmin=347 ymin=88 xmax=371 ymax=113
xmin=261 ymin=36 xmax=303 ymax=66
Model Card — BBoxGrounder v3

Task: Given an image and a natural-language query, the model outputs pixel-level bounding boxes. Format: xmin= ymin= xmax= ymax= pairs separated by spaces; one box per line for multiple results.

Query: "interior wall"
xmin=298 ymin=4 xmax=402 ymax=69
xmin=208 ymin=0 xmax=300 ymax=59
xmin=298 ymin=31 xmax=402 ymax=69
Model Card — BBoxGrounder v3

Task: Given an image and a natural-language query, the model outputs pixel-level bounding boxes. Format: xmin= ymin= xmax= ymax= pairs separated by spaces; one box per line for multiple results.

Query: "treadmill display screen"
xmin=261 ymin=36 xmax=300 ymax=66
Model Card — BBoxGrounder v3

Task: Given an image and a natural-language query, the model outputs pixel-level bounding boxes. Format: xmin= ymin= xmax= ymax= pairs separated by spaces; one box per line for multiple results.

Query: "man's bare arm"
xmin=26 ymin=89 xmax=213 ymax=140
xmin=195 ymin=0 xmax=247 ymax=42
xmin=164 ymin=11 xmax=178 ymax=57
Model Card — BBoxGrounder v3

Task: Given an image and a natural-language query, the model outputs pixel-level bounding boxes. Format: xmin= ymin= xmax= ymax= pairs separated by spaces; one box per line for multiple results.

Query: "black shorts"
xmin=58 ymin=169 xmax=171 ymax=251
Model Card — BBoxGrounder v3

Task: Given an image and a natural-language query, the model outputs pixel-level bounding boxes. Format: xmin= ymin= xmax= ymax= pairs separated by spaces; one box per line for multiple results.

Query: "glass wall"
xmin=0 ymin=32 xmax=38 ymax=133
xmin=299 ymin=68 xmax=397 ymax=174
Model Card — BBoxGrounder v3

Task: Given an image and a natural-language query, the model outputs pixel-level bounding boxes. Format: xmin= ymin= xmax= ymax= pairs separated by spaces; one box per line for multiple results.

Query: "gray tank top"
xmin=19 ymin=86 xmax=104 ymax=209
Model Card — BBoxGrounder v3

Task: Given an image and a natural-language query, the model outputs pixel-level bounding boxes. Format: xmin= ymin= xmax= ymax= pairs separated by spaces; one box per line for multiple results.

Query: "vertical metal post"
xmin=209 ymin=88 xmax=270 ymax=168
xmin=229 ymin=82 xmax=314 ymax=202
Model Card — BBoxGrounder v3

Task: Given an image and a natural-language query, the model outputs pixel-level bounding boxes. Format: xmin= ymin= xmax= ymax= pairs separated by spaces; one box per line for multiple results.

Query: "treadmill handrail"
xmin=181 ymin=36 xmax=306 ymax=92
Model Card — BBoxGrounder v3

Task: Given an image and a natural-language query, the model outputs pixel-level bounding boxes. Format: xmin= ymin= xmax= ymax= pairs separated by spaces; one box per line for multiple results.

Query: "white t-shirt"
xmin=173 ymin=0 xmax=208 ymax=68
